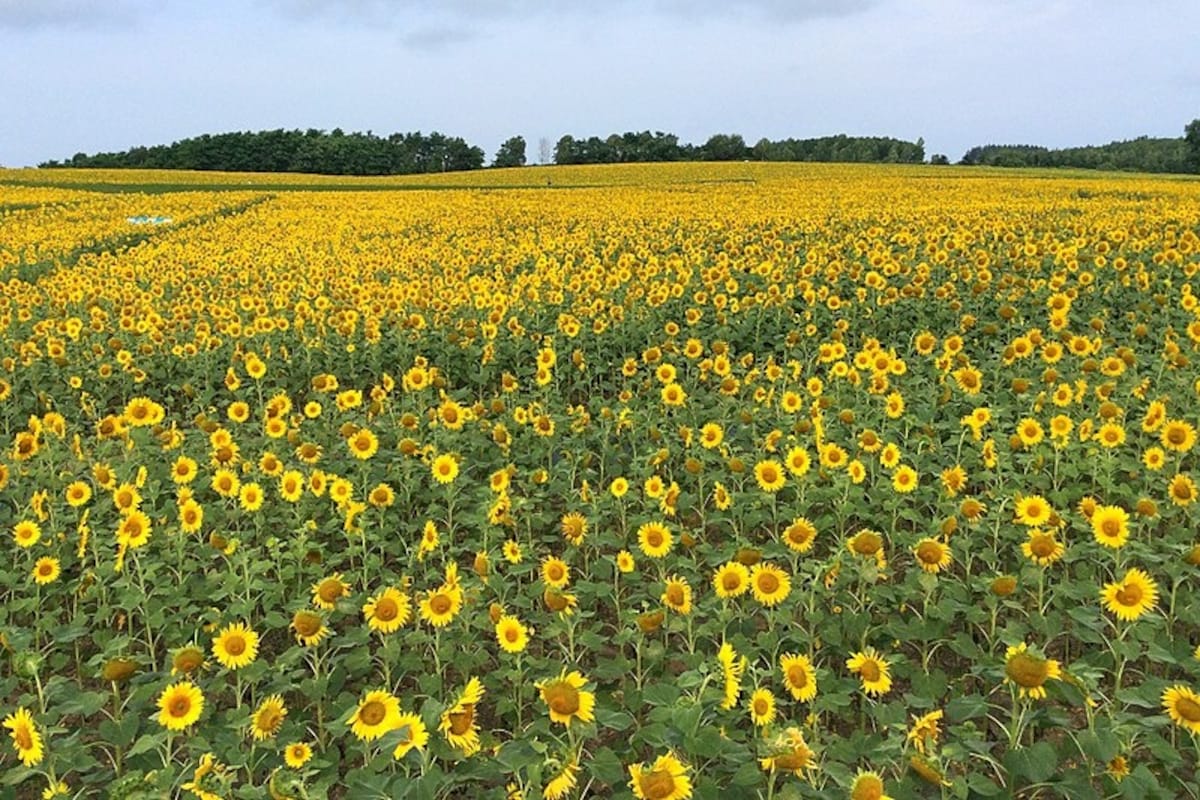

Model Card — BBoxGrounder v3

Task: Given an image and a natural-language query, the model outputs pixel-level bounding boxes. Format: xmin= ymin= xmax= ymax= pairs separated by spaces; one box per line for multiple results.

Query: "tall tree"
xmin=493 ymin=136 xmax=527 ymax=168
xmin=1186 ymin=119 xmax=1200 ymax=173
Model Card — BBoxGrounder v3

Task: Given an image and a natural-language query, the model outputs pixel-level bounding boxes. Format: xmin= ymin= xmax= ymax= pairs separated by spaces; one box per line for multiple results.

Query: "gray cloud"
xmin=400 ymin=24 xmax=477 ymax=49
xmin=0 ymin=0 xmax=141 ymax=29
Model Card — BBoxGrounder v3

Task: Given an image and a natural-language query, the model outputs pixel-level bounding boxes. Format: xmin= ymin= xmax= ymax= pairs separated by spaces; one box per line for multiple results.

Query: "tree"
xmin=700 ymin=133 xmax=748 ymax=161
xmin=1186 ymin=119 xmax=1200 ymax=173
xmin=493 ymin=136 xmax=526 ymax=168
xmin=930 ymin=154 xmax=950 ymax=165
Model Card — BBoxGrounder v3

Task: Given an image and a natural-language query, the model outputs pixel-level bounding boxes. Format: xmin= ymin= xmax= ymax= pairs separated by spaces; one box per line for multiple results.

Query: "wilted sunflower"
xmin=348 ymin=689 xmax=401 ymax=742
xmin=391 ymin=712 xmax=429 ymax=760
xmin=250 ymin=694 xmax=287 ymax=741
xmin=3 ymin=707 xmax=44 ymax=767
xmin=156 ymin=681 xmax=204 ymax=731
xmin=758 ymin=727 xmax=815 ymax=776
xmin=637 ymin=521 xmax=673 ymax=559
xmin=1101 ymin=568 xmax=1158 ymax=621
xmin=847 ymin=647 xmax=893 ymax=696
xmin=1162 ymin=685 xmax=1200 ymax=734
xmin=212 ymin=622 xmax=259 ymax=670
xmin=629 ymin=752 xmax=692 ymax=800
xmin=906 ymin=709 xmax=944 ymax=755
xmin=543 ymin=758 xmax=580 ymax=800
xmin=712 ymin=561 xmax=750 ymax=599
xmin=749 ymin=563 xmax=791 ymax=607
xmin=440 ymin=677 xmax=485 ymax=755
xmin=1004 ymin=642 xmax=1061 ymax=700
xmin=363 ymin=587 xmax=412 ymax=634
xmin=662 ymin=575 xmax=693 ymax=615
xmin=780 ymin=652 xmax=818 ymax=702
xmin=1091 ymin=505 xmax=1129 ymax=549
xmin=913 ymin=538 xmax=952 ymax=574
xmin=538 ymin=670 xmax=596 ymax=727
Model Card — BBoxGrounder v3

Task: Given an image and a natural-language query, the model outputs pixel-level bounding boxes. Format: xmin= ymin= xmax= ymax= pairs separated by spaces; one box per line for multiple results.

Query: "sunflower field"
xmin=2 ymin=162 xmax=1200 ymax=799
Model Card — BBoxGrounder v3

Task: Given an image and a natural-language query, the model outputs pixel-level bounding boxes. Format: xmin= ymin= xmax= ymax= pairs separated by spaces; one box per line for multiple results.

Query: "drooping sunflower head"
xmin=629 ymin=752 xmax=692 ymax=800
xmin=1004 ymin=642 xmax=1062 ymax=700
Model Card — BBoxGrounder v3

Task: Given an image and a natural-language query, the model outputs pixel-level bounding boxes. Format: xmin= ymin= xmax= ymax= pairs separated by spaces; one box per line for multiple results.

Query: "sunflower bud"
xmin=102 ymin=657 xmax=139 ymax=683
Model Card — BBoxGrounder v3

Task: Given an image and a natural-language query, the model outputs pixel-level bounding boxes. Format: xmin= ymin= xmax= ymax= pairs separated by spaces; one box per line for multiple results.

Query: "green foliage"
xmin=492 ymin=136 xmax=527 ymax=168
xmin=40 ymin=128 xmax=487 ymax=176
xmin=960 ymin=135 xmax=1192 ymax=174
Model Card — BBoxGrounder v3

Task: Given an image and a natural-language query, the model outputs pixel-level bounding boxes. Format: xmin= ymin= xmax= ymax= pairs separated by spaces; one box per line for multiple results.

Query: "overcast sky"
xmin=1 ymin=0 xmax=1197 ymax=167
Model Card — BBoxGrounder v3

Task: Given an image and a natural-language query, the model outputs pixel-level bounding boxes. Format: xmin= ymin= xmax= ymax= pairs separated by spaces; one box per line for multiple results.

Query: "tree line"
xmin=39 ymin=129 xmax=927 ymax=175
xmin=960 ymin=120 xmax=1200 ymax=174
xmin=37 ymin=120 xmax=1200 ymax=174
xmin=39 ymin=129 xmax=487 ymax=175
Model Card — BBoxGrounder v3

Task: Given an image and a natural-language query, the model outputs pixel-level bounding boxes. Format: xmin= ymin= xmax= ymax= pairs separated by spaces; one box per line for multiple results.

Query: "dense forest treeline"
xmin=36 ymin=119 xmax=1200 ymax=174
xmin=959 ymin=135 xmax=1193 ymax=173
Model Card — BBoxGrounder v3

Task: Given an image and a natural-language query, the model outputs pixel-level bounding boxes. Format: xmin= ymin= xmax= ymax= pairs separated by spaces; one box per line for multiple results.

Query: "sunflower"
xmin=363 ymin=587 xmax=412 ymax=634
xmin=311 ymin=573 xmax=350 ymax=609
xmin=212 ymin=622 xmax=259 ymax=670
xmin=748 ymin=688 xmax=776 ymax=726
xmin=171 ymin=645 xmax=207 ymax=676
xmin=913 ymin=538 xmax=952 ymax=574
xmin=749 ymin=563 xmax=791 ymax=607
xmin=1161 ymin=419 xmax=1196 ymax=452
xmin=14 ymin=520 xmax=41 ymax=549
xmin=391 ymin=712 xmax=429 ymax=759
xmin=238 ymin=482 xmax=264 ymax=512
xmin=1101 ymin=568 xmax=1158 ymax=621
xmin=758 ymin=727 xmax=815 ymax=776
xmin=419 ymin=584 xmax=463 ymax=628
xmin=290 ymin=609 xmax=331 ymax=646
xmin=156 ymin=681 xmax=205 ymax=731
xmin=784 ymin=446 xmax=811 ymax=477
xmin=179 ymin=499 xmax=204 ymax=533
xmin=848 ymin=529 xmax=884 ymax=558
xmin=3 ymin=707 xmax=44 ymax=767
xmin=637 ymin=521 xmax=673 ymax=559
xmin=850 ymin=771 xmax=893 ymax=800
xmin=1016 ymin=417 xmax=1044 ymax=447
xmin=717 ymin=642 xmax=747 ymax=710
xmin=629 ymin=752 xmax=692 ymax=800
xmin=440 ymin=677 xmax=485 ymax=755
xmin=560 ymin=512 xmax=587 ymax=545
xmin=544 ymin=758 xmax=580 ymax=800
xmin=780 ymin=652 xmax=818 ymax=702
xmin=661 ymin=575 xmax=693 ymax=615
xmin=1091 ymin=505 xmax=1129 ymax=549
xmin=1021 ymin=529 xmax=1065 ymax=566
xmin=712 ymin=561 xmax=750 ymax=599
xmin=431 ymin=453 xmax=459 ymax=484
xmin=892 ymin=464 xmax=918 ymax=493
xmin=495 ymin=615 xmax=529 ymax=654
xmin=754 ymin=460 xmax=786 ymax=492
xmin=250 ymin=694 xmax=287 ymax=741
xmin=538 ymin=670 xmax=596 ymax=727
xmin=65 ymin=480 xmax=93 ymax=506
xmin=541 ymin=556 xmax=571 ymax=588
xmin=211 ymin=468 xmax=240 ymax=498
xmin=906 ymin=709 xmax=943 ymax=755
xmin=284 ymin=742 xmax=313 ymax=769
xmin=349 ymin=690 xmax=402 ymax=742
xmin=1169 ymin=473 xmax=1197 ymax=506
xmin=1014 ymin=494 xmax=1052 ymax=526
xmin=117 ymin=510 xmax=152 ymax=548
xmin=846 ymin=647 xmax=892 ymax=697
xmin=348 ymin=427 xmax=379 ymax=460
xmin=32 ymin=557 xmax=61 ymax=585
xmin=1004 ymin=642 xmax=1061 ymax=700
xmin=616 ymin=550 xmax=635 ymax=573
xmin=781 ymin=517 xmax=817 ymax=554
xmin=1162 ymin=685 xmax=1200 ymax=734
